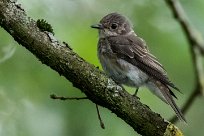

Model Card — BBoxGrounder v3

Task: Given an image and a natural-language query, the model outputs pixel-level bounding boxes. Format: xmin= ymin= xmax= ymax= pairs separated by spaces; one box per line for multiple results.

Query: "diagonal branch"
xmin=165 ymin=0 xmax=204 ymax=123
xmin=0 ymin=0 xmax=183 ymax=135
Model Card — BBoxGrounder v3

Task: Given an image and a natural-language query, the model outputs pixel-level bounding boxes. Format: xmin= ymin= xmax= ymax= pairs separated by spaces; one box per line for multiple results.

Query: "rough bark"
xmin=0 ymin=0 xmax=182 ymax=135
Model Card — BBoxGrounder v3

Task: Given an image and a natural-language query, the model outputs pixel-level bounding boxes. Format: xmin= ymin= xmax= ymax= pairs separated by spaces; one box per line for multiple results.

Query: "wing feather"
xmin=107 ymin=35 xmax=179 ymax=91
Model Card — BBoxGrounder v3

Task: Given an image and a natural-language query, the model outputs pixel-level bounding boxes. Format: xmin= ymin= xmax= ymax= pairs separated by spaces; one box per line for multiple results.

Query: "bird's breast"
xmin=97 ymin=41 xmax=148 ymax=87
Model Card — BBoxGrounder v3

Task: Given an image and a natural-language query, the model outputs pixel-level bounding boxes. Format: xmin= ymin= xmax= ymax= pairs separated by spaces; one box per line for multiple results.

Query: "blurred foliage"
xmin=0 ymin=0 xmax=204 ymax=136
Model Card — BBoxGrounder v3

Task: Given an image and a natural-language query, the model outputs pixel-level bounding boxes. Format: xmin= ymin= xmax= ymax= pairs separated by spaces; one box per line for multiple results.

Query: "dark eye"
xmin=111 ymin=23 xmax=118 ymax=29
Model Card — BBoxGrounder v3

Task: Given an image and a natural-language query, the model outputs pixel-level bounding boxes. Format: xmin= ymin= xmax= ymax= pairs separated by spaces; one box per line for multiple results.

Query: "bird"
xmin=91 ymin=12 xmax=186 ymax=122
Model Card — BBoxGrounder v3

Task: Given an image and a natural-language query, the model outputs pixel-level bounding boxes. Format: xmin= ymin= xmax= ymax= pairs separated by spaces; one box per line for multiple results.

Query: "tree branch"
xmin=0 ymin=0 xmax=183 ymax=135
xmin=165 ymin=0 xmax=204 ymax=123
xmin=50 ymin=94 xmax=88 ymax=100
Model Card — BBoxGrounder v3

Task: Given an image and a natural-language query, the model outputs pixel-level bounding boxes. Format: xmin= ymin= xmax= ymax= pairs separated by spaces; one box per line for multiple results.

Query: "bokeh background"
xmin=0 ymin=0 xmax=204 ymax=135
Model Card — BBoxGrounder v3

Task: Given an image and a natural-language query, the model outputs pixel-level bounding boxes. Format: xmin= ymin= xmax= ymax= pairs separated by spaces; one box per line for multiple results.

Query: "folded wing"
xmin=107 ymin=35 xmax=180 ymax=91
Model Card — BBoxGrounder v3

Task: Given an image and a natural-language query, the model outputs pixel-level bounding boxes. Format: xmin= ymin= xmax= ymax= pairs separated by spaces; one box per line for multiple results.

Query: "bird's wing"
xmin=107 ymin=35 xmax=179 ymax=91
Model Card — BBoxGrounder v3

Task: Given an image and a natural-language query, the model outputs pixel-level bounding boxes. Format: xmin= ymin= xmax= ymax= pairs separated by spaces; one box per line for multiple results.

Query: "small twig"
xmin=96 ymin=104 xmax=105 ymax=129
xmin=50 ymin=94 xmax=105 ymax=129
xmin=50 ymin=94 xmax=88 ymax=100
xmin=165 ymin=0 xmax=204 ymax=54
xmin=165 ymin=0 xmax=204 ymax=123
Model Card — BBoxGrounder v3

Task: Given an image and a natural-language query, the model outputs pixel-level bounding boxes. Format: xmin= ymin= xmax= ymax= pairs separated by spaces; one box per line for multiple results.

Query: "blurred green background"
xmin=0 ymin=0 xmax=204 ymax=135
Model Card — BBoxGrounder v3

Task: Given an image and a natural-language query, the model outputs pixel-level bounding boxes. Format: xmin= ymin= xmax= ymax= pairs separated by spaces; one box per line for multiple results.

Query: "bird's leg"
xmin=133 ymin=88 xmax=139 ymax=97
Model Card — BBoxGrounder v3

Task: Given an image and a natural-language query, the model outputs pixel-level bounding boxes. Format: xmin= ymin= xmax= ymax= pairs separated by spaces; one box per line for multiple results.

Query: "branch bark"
xmin=0 ymin=0 xmax=183 ymax=135
xmin=165 ymin=0 xmax=204 ymax=123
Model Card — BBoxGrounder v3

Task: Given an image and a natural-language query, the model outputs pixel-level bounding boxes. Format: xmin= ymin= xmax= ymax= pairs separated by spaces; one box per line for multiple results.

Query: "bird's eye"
xmin=111 ymin=23 xmax=118 ymax=29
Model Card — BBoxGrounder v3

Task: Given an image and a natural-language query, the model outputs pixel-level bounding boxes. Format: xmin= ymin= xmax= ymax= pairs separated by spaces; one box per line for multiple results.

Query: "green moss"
xmin=36 ymin=19 xmax=54 ymax=35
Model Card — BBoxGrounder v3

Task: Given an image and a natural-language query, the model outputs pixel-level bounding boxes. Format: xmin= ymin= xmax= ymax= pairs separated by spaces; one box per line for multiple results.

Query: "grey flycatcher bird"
xmin=91 ymin=13 xmax=186 ymax=122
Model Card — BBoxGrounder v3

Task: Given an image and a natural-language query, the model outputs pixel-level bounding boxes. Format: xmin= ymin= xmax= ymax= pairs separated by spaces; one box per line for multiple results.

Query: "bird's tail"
xmin=156 ymin=81 xmax=186 ymax=122
xmin=146 ymin=80 xmax=186 ymax=122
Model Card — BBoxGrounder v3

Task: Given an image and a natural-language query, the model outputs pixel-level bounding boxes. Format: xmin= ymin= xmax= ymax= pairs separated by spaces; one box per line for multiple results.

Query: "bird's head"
xmin=91 ymin=13 xmax=133 ymax=38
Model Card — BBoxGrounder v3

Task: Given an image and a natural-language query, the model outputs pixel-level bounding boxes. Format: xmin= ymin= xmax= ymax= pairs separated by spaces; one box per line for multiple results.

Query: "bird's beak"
xmin=91 ymin=24 xmax=104 ymax=29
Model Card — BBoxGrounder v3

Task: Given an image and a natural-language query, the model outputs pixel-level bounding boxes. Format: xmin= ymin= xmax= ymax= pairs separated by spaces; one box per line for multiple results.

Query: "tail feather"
xmin=168 ymin=87 xmax=177 ymax=99
xmin=146 ymin=80 xmax=186 ymax=122
xmin=158 ymin=83 xmax=186 ymax=122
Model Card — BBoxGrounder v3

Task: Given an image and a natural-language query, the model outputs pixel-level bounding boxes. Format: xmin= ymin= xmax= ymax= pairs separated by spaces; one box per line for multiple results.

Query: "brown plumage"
xmin=91 ymin=12 xmax=186 ymax=122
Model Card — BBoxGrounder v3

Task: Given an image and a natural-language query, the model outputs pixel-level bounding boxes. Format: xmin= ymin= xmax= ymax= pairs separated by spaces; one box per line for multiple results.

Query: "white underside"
xmin=99 ymin=55 xmax=166 ymax=102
